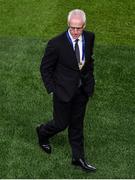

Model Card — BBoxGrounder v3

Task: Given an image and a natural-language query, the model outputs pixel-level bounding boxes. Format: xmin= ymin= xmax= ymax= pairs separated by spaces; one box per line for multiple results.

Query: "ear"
xmin=83 ymin=23 xmax=86 ymax=29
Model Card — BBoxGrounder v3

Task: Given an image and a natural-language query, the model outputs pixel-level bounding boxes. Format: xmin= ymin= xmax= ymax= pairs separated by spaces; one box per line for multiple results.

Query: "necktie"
xmin=75 ymin=39 xmax=80 ymax=64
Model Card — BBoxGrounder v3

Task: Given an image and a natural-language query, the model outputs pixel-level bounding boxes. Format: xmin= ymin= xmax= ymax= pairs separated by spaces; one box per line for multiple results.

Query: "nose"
xmin=74 ymin=29 xmax=77 ymax=33
xmin=74 ymin=28 xmax=78 ymax=34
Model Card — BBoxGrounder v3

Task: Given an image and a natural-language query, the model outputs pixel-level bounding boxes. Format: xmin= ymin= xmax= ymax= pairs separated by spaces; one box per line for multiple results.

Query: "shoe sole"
xmin=72 ymin=163 xmax=96 ymax=172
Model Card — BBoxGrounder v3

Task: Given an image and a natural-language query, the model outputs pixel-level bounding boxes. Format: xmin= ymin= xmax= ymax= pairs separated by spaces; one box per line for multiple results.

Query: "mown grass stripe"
xmin=0 ymin=37 xmax=135 ymax=178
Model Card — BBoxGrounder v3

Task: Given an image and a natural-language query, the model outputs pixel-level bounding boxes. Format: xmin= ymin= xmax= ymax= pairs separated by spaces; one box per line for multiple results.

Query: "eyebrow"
xmin=69 ymin=26 xmax=83 ymax=29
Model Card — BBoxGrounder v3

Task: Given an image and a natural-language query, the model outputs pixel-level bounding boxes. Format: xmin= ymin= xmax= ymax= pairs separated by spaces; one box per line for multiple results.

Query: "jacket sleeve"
xmin=90 ymin=32 xmax=95 ymax=81
xmin=40 ymin=40 xmax=58 ymax=94
xmin=88 ymin=32 xmax=95 ymax=96
xmin=82 ymin=32 xmax=95 ymax=97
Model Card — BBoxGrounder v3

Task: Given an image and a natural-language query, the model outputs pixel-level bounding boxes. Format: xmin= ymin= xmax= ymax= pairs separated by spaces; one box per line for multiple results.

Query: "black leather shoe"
xmin=36 ymin=126 xmax=51 ymax=154
xmin=72 ymin=158 xmax=96 ymax=172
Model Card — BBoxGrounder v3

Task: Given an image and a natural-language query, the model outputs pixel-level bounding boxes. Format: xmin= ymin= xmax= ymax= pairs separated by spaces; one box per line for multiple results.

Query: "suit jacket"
xmin=40 ymin=30 xmax=95 ymax=102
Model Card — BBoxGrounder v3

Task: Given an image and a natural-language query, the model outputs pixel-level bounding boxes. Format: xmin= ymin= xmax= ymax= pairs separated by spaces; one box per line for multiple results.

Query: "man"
xmin=36 ymin=9 xmax=96 ymax=172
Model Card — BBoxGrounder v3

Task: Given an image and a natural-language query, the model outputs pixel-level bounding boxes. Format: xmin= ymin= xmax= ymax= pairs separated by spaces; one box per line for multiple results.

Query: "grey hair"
xmin=67 ymin=9 xmax=86 ymax=25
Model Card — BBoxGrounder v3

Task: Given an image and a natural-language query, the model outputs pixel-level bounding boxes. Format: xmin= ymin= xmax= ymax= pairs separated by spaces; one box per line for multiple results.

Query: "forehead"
xmin=69 ymin=15 xmax=84 ymax=27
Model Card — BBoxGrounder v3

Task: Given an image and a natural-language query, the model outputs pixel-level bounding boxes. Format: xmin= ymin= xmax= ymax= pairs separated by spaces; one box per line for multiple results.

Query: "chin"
xmin=73 ymin=35 xmax=79 ymax=39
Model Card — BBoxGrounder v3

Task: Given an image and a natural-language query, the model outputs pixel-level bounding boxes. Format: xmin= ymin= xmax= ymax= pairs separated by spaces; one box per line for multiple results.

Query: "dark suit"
xmin=40 ymin=30 xmax=95 ymax=159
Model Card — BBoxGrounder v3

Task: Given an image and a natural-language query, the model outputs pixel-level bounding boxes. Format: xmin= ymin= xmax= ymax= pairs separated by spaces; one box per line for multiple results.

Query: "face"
xmin=68 ymin=15 xmax=85 ymax=39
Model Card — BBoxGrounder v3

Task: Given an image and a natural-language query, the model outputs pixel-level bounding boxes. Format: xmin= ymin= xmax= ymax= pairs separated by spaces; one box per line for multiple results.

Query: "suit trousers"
xmin=40 ymin=86 xmax=89 ymax=159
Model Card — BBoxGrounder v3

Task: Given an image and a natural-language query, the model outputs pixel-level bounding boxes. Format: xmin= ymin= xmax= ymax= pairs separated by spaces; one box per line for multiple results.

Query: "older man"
xmin=36 ymin=9 xmax=96 ymax=172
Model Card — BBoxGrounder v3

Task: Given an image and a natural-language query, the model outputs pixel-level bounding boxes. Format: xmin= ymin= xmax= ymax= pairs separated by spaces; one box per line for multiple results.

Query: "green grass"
xmin=0 ymin=0 xmax=135 ymax=178
xmin=0 ymin=0 xmax=134 ymax=45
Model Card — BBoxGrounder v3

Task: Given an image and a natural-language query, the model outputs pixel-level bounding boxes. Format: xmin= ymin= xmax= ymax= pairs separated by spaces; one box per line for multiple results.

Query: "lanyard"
xmin=66 ymin=31 xmax=85 ymax=61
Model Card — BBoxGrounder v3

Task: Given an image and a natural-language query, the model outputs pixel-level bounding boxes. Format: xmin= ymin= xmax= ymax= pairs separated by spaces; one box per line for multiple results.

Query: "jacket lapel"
xmin=63 ymin=32 xmax=79 ymax=69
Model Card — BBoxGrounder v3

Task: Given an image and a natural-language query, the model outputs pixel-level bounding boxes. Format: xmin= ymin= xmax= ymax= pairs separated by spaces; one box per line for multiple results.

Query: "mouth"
xmin=73 ymin=34 xmax=79 ymax=38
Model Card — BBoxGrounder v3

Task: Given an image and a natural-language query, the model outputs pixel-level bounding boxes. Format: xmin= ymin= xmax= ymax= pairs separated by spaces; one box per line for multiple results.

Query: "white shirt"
xmin=68 ymin=30 xmax=85 ymax=68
